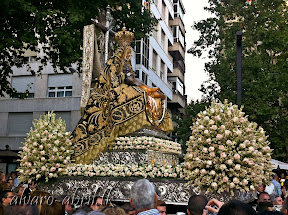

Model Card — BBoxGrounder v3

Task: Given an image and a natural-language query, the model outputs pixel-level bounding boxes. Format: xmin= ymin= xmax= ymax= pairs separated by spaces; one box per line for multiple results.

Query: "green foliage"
xmin=0 ymin=0 xmax=156 ymax=97
xmin=173 ymin=100 xmax=210 ymax=154
xmin=186 ymin=0 xmax=288 ymax=162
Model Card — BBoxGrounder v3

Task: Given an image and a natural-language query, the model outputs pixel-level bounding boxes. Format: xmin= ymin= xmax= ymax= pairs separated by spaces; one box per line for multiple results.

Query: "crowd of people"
xmin=1 ymin=171 xmax=288 ymax=215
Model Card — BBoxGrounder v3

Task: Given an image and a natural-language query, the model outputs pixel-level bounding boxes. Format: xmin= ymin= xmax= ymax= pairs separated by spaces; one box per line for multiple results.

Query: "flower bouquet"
xmin=184 ymin=100 xmax=273 ymax=196
xmin=18 ymin=112 xmax=74 ymax=183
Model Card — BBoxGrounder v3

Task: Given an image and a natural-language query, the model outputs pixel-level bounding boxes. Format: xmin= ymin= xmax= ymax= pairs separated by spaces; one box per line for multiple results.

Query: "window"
xmin=160 ymin=60 xmax=165 ymax=80
xmin=48 ymin=86 xmax=72 ymax=97
xmin=168 ymin=77 xmax=184 ymax=95
xmin=152 ymin=50 xmax=158 ymax=72
xmin=135 ymin=70 xmax=140 ymax=79
xmin=48 ymin=74 xmax=73 ymax=97
xmin=135 ymin=38 xmax=149 ymax=69
xmin=174 ymin=2 xmax=184 ymax=21
xmin=177 ymin=78 xmax=184 ymax=95
xmin=8 ymin=113 xmax=33 ymax=136
xmin=11 ymin=76 xmax=35 ymax=98
xmin=142 ymin=72 xmax=148 ymax=85
xmin=161 ymin=30 xmax=165 ymax=48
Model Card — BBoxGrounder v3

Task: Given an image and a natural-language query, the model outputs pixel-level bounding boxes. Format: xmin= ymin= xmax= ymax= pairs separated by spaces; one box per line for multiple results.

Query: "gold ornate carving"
xmin=72 ymin=26 xmax=173 ymax=164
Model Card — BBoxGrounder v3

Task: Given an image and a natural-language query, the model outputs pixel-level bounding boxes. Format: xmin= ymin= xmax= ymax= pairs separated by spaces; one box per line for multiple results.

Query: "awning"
xmin=271 ymin=159 xmax=288 ymax=170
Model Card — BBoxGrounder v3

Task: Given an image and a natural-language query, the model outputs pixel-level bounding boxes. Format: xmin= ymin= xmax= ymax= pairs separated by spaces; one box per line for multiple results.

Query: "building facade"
xmin=0 ymin=0 xmax=186 ymax=173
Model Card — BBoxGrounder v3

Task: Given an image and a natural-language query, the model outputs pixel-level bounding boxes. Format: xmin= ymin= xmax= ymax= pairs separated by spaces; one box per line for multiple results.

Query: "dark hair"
xmin=187 ymin=195 xmax=208 ymax=215
xmin=121 ymin=202 xmax=134 ymax=213
xmin=218 ymin=200 xmax=256 ymax=215
xmin=283 ymin=179 xmax=288 ymax=191
xmin=256 ymin=201 xmax=273 ymax=212
xmin=91 ymin=196 xmax=105 ymax=205
xmin=0 ymin=190 xmax=11 ymax=204
xmin=157 ymin=200 xmax=166 ymax=207
xmin=258 ymin=192 xmax=270 ymax=201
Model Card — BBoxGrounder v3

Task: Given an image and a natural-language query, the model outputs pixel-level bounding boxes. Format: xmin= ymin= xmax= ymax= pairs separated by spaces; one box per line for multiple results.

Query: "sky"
xmin=181 ymin=0 xmax=212 ymax=103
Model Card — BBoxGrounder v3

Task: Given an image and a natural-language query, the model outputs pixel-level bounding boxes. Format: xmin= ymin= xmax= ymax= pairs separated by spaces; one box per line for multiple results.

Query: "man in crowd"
xmin=130 ymin=179 xmax=159 ymax=215
xmin=187 ymin=195 xmax=208 ymax=215
xmin=273 ymin=196 xmax=283 ymax=212
xmin=90 ymin=196 xmax=105 ymax=211
xmin=271 ymin=174 xmax=282 ymax=197
xmin=156 ymin=200 xmax=167 ymax=215
xmin=206 ymin=198 xmax=255 ymax=215
xmin=258 ymin=192 xmax=271 ymax=203
xmin=10 ymin=171 xmax=20 ymax=189
xmin=6 ymin=179 xmax=14 ymax=191
xmin=0 ymin=190 xmax=14 ymax=206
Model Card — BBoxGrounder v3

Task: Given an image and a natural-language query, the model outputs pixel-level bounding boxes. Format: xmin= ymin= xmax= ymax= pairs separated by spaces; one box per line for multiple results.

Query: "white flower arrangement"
xmin=65 ymin=163 xmax=185 ymax=179
xmin=184 ymin=100 xmax=273 ymax=195
xmin=110 ymin=136 xmax=181 ymax=155
xmin=18 ymin=112 xmax=74 ymax=183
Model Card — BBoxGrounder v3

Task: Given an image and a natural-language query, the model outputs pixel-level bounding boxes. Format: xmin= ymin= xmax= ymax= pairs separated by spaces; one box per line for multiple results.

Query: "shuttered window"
xmin=12 ymin=76 xmax=35 ymax=93
xmin=48 ymin=74 xmax=73 ymax=97
xmin=8 ymin=113 xmax=33 ymax=136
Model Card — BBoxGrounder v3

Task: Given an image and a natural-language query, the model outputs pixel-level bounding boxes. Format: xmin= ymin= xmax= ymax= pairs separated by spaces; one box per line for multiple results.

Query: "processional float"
xmin=40 ymin=25 xmax=259 ymax=205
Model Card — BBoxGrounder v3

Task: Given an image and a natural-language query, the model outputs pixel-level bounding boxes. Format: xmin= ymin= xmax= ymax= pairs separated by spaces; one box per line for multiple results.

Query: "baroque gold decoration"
xmin=72 ymin=26 xmax=173 ymax=164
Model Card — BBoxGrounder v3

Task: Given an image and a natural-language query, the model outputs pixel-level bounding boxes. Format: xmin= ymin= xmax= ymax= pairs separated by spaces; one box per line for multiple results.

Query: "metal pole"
xmin=236 ymin=31 xmax=242 ymax=107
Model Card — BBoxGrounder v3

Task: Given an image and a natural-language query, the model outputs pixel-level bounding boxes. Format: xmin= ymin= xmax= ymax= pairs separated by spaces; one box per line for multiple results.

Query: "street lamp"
xmin=236 ymin=31 xmax=242 ymax=107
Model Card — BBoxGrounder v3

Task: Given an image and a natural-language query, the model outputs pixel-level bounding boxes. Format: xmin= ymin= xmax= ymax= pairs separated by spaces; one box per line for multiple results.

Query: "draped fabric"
xmin=72 ymin=40 xmax=173 ymax=164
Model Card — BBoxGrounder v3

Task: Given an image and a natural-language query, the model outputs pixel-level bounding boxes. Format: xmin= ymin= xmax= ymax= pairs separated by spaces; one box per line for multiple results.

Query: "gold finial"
xmin=115 ymin=25 xmax=134 ymax=47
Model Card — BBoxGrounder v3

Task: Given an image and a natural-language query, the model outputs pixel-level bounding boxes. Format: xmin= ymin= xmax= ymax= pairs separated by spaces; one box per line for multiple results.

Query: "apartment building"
xmin=136 ymin=0 xmax=186 ymax=115
xmin=0 ymin=0 xmax=186 ymax=173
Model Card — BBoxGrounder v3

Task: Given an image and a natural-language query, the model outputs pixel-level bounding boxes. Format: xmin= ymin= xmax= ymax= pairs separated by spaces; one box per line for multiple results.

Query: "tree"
xmin=188 ymin=0 xmax=288 ymax=161
xmin=0 ymin=0 xmax=156 ymax=97
xmin=173 ymin=100 xmax=210 ymax=154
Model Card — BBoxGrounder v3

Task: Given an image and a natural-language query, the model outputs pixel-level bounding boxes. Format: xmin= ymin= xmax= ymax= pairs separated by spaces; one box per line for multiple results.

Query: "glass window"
xmin=48 ymin=86 xmax=72 ymax=98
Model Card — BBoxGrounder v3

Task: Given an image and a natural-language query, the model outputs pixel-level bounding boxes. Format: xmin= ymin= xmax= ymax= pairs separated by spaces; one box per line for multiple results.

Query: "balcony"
xmin=168 ymin=67 xmax=184 ymax=83
xmin=169 ymin=17 xmax=185 ymax=35
xmin=168 ymin=40 xmax=185 ymax=61
xmin=167 ymin=90 xmax=186 ymax=108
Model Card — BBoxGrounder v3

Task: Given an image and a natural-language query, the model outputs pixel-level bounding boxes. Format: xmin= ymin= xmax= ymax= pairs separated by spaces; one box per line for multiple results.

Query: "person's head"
xmin=0 ymin=181 xmax=8 ymax=192
xmin=157 ymin=200 xmax=167 ymax=215
xmin=257 ymin=184 xmax=266 ymax=193
xmin=7 ymin=179 xmax=13 ymax=190
xmin=273 ymin=196 xmax=283 ymax=205
xmin=258 ymin=192 xmax=271 ymax=203
xmin=218 ymin=200 xmax=256 ymax=215
xmin=102 ymin=206 xmax=126 ymax=215
xmin=130 ymin=179 xmax=157 ymax=212
xmin=121 ymin=202 xmax=136 ymax=215
xmin=0 ymin=173 xmax=6 ymax=182
xmin=187 ymin=195 xmax=208 ymax=215
xmin=91 ymin=197 xmax=105 ymax=211
xmin=280 ymin=172 xmax=286 ymax=179
xmin=256 ymin=201 xmax=274 ymax=212
xmin=10 ymin=172 xmax=16 ymax=180
xmin=272 ymin=174 xmax=279 ymax=182
xmin=28 ymin=181 xmax=35 ymax=191
xmin=0 ymin=190 xmax=14 ymax=206
xmin=17 ymin=185 xmax=26 ymax=198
